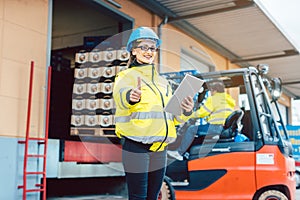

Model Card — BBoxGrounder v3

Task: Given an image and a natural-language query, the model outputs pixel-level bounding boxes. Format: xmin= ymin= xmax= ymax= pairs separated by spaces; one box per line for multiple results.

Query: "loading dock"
xmin=47 ymin=0 xmax=133 ymax=197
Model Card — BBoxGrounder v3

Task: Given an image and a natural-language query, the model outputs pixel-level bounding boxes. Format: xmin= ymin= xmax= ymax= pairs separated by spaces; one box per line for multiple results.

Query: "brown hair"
xmin=126 ymin=40 xmax=143 ymax=67
xmin=207 ymin=81 xmax=225 ymax=93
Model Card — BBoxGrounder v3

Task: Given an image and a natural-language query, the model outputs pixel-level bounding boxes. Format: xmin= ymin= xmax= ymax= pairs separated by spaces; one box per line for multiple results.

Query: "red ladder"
xmin=18 ymin=61 xmax=52 ymax=200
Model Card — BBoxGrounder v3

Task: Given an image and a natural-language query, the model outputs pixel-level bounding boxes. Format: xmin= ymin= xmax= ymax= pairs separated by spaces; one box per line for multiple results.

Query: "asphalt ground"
xmin=48 ymin=189 xmax=300 ymax=199
xmin=48 ymin=195 xmax=127 ymax=200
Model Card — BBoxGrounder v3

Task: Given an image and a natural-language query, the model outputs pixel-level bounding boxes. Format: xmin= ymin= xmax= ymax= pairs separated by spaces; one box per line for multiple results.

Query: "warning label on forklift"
xmin=256 ymin=153 xmax=274 ymax=165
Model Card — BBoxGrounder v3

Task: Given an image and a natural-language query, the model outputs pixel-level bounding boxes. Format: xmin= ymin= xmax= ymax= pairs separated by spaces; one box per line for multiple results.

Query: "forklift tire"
xmin=296 ymin=170 xmax=300 ymax=189
xmin=158 ymin=177 xmax=175 ymax=200
xmin=257 ymin=190 xmax=288 ymax=200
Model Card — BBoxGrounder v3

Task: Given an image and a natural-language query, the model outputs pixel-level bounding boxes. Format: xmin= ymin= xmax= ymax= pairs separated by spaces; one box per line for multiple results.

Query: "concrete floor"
xmin=48 ymin=195 xmax=127 ymax=200
xmin=48 ymin=189 xmax=300 ymax=200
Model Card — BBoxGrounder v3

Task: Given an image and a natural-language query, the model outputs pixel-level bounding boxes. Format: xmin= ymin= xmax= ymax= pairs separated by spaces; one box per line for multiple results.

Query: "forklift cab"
xmin=161 ymin=66 xmax=295 ymax=200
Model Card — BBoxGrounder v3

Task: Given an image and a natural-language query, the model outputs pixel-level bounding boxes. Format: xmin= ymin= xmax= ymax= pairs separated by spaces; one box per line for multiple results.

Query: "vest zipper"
xmin=142 ymin=79 xmax=157 ymax=95
xmin=151 ymin=65 xmax=169 ymax=151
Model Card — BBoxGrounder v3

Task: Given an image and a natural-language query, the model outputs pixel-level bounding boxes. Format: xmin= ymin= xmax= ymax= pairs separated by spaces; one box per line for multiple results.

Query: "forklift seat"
xmin=194 ymin=110 xmax=245 ymax=143
xmin=241 ymin=110 xmax=253 ymax=141
xmin=189 ymin=110 xmax=245 ymax=158
xmin=218 ymin=110 xmax=244 ymax=142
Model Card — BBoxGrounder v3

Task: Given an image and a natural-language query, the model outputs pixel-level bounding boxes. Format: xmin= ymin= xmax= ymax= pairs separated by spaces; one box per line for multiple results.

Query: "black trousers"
xmin=122 ymin=138 xmax=167 ymax=200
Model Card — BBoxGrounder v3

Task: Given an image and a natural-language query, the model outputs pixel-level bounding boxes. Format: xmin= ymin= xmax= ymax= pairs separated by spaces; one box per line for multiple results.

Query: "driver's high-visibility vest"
xmin=194 ymin=92 xmax=235 ymax=125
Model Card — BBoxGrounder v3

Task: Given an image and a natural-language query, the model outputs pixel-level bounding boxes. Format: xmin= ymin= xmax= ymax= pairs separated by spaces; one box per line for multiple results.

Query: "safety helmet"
xmin=126 ymin=27 xmax=162 ymax=52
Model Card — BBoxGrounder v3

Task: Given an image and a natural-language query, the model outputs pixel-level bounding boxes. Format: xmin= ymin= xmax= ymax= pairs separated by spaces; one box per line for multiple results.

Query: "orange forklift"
xmin=160 ymin=65 xmax=296 ymax=200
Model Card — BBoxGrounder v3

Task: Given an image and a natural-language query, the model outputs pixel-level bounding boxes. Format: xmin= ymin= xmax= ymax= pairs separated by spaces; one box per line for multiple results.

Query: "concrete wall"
xmin=0 ymin=0 xmax=49 ymax=199
xmin=0 ymin=0 xmax=49 ymax=138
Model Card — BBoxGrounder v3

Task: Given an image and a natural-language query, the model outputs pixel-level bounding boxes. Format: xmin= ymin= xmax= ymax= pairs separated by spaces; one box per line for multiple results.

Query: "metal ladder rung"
xmin=27 ymin=154 xmax=46 ymax=158
xmin=25 ymin=171 xmax=45 ymax=175
xmin=18 ymin=138 xmax=46 ymax=144
xmin=28 ymin=137 xmax=46 ymax=141
xmin=25 ymin=188 xmax=45 ymax=193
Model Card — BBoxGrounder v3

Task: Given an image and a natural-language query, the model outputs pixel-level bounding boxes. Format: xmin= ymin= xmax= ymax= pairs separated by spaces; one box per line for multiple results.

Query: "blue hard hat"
xmin=126 ymin=27 xmax=162 ymax=52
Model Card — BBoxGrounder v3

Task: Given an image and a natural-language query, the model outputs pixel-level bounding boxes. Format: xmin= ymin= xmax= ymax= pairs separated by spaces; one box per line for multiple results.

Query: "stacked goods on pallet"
xmin=70 ymin=47 xmax=129 ymax=137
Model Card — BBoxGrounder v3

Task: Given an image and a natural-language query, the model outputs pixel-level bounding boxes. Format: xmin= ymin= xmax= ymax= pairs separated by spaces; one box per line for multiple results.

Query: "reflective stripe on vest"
xmin=125 ymin=135 xmax=175 ymax=144
xmin=208 ymin=118 xmax=227 ymax=124
xmin=119 ymin=87 xmax=131 ymax=109
xmin=213 ymin=108 xmax=234 ymax=114
xmin=207 ymin=108 xmax=234 ymax=124
xmin=202 ymin=104 xmax=212 ymax=113
xmin=115 ymin=111 xmax=174 ymax=123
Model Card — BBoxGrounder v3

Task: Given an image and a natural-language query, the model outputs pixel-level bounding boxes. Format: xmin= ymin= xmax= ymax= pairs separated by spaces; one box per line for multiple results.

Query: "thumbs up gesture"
xmin=129 ymin=77 xmax=142 ymax=102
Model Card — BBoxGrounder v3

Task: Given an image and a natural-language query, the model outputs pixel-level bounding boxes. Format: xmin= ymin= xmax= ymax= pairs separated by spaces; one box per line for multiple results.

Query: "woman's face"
xmin=132 ymin=39 xmax=157 ymax=64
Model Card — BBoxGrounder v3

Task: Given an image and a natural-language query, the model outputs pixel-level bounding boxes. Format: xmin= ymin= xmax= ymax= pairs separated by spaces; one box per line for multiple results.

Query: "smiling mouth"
xmin=144 ymin=55 xmax=152 ymax=59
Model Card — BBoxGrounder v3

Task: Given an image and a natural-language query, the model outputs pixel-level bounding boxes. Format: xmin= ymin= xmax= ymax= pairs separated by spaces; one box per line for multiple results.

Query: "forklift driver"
xmin=167 ymin=80 xmax=236 ymax=160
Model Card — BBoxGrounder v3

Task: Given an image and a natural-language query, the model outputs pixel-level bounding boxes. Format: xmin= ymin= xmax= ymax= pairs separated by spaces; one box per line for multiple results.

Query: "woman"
xmin=113 ymin=27 xmax=194 ymax=200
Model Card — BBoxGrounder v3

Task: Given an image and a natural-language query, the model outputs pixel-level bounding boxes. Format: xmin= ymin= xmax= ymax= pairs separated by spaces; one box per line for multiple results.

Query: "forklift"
xmin=159 ymin=65 xmax=296 ymax=200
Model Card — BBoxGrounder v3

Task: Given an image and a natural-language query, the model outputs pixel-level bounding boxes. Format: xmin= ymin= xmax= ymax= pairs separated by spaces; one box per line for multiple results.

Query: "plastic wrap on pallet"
xmin=100 ymin=82 xmax=113 ymax=94
xmin=99 ymin=99 xmax=114 ymax=110
xmin=84 ymin=115 xmax=98 ymax=126
xmin=73 ymin=83 xmax=86 ymax=95
xmin=83 ymin=98 xmax=115 ymax=112
xmin=102 ymin=66 xmax=115 ymax=78
xmin=86 ymin=83 xmax=101 ymax=94
xmin=86 ymin=99 xmax=99 ymax=110
xmin=103 ymin=48 xmax=116 ymax=62
xmin=116 ymin=47 xmax=130 ymax=61
xmin=71 ymin=115 xmax=84 ymax=126
xmin=75 ymin=51 xmax=89 ymax=64
xmin=89 ymin=50 xmax=102 ymax=63
xmin=72 ymin=99 xmax=86 ymax=111
xmin=74 ymin=68 xmax=88 ymax=79
xmin=71 ymin=47 xmax=129 ymax=137
xmin=99 ymin=115 xmax=114 ymax=127
xmin=87 ymin=66 xmax=102 ymax=79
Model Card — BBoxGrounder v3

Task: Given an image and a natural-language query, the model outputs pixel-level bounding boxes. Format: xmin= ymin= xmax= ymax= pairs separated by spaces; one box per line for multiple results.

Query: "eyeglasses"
xmin=136 ymin=45 xmax=157 ymax=52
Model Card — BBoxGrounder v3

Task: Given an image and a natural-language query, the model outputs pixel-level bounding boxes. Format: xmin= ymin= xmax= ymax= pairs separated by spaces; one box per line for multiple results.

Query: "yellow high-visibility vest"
xmin=194 ymin=92 xmax=236 ymax=124
xmin=113 ymin=64 xmax=190 ymax=151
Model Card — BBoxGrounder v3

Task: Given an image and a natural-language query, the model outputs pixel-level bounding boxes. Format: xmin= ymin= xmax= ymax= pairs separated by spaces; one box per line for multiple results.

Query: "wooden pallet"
xmin=70 ymin=127 xmax=116 ymax=137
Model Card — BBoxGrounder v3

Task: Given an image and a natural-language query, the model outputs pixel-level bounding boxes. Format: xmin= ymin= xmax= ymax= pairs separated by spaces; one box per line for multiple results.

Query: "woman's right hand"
xmin=130 ymin=77 xmax=141 ymax=102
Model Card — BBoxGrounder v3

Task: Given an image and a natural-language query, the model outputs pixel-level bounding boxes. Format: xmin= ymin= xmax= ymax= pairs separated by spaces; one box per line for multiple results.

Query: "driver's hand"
xmin=181 ymin=96 xmax=194 ymax=113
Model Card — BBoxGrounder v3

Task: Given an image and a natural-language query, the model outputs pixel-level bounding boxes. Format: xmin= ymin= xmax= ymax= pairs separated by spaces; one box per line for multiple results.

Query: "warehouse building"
xmin=1 ymin=0 xmax=300 ymax=199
